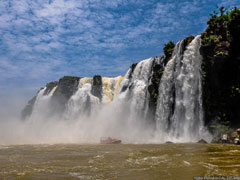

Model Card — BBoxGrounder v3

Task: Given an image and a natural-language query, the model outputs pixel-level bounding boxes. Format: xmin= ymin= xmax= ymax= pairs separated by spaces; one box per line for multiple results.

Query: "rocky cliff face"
xmin=21 ymin=76 xmax=80 ymax=120
xmin=91 ymin=75 xmax=103 ymax=101
xmin=51 ymin=76 xmax=80 ymax=116
xmin=21 ymin=95 xmax=37 ymax=120
xmin=200 ymin=7 xmax=240 ymax=130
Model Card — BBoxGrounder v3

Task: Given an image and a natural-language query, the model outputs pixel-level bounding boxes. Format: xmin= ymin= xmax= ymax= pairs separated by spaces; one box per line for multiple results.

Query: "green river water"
xmin=0 ymin=144 xmax=240 ymax=180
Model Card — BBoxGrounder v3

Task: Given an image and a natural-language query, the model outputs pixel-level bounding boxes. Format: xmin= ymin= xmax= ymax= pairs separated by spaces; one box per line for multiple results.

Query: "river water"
xmin=1 ymin=144 xmax=240 ymax=180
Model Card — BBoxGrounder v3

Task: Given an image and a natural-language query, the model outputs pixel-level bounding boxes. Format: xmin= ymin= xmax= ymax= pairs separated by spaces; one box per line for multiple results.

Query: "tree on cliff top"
xmin=163 ymin=41 xmax=175 ymax=59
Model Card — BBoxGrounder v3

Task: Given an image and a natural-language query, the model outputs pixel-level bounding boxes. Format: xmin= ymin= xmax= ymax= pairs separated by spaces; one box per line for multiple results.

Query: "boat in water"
xmin=100 ymin=137 xmax=121 ymax=144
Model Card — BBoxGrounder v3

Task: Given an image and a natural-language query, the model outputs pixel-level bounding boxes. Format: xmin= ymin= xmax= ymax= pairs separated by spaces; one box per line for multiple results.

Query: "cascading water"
xmin=155 ymin=58 xmax=175 ymax=136
xmin=65 ymin=77 xmax=99 ymax=120
xmin=171 ymin=35 xmax=204 ymax=141
xmin=155 ymin=35 xmax=205 ymax=142
xmin=118 ymin=58 xmax=154 ymax=120
xmin=29 ymin=86 xmax=58 ymax=122
xmin=64 ymin=76 xmax=124 ymax=121
xmin=25 ymin=36 xmax=209 ymax=143
xmin=102 ymin=76 xmax=124 ymax=103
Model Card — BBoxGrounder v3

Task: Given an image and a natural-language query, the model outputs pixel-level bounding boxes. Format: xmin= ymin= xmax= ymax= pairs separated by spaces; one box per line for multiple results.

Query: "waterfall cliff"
xmin=21 ymin=36 xmax=209 ymax=143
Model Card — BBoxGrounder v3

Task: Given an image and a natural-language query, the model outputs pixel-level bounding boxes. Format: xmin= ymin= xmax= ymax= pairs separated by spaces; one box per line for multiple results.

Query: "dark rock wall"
xmin=200 ymin=8 xmax=240 ymax=128
xmin=43 ymin=81 xmax=58 ymax=95
xmin=147 ymin=57 xmax=165 ymax=127
xmin=91 ymin=75 xmax=102 ymax=101
xmin=51 ymin=76 xmax=80 ymax=115
xmin=21 ymin=95 xmax=37 ymax=120
xmin=120 ymin=62 xmax=138 ymax=93
xmin=21 ymin=76 xmax=80 ymax=120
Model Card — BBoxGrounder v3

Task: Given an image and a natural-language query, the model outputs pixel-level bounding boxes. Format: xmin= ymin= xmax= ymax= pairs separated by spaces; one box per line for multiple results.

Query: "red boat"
xmin=100 ymin=137 xmax=121 ymax=144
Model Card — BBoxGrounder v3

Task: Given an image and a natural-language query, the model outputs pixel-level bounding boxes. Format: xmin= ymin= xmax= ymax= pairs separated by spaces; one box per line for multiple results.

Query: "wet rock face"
xmin=183 ymin=36 xmax=195 ymax=51
xmin=22 ymin=83 xmax=56 ymax=120
xmin=21 ymin=96 xmax=37 ymax=120
xmin=44 ymin=81 xmax=58 ymax=95
xmin=147 ymin=59 xmax=165 ymax=125
xmin=91 ymin=75 xmax=102 ymax=101
xmin=51 ymin=76 xmax=80 ymax=114
xmin=145 ymin=56 xmax=170 ymax=128
xmin=128 ymin=63 xmax=138 ymax=80
xmin=120 ymin=62 xmax=138 ymax=93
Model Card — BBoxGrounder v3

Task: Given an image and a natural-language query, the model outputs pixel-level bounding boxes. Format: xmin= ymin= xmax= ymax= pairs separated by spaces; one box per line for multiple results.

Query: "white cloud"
xmin=220 ymin=0 xmax=240 ymax=8
xmin=180 ymin=2 xmax=201 ymax=14
xmin=36 ymin=0 xmax=77 ymax=17
xmin=0 ymin=0 xmax=240 ymax=110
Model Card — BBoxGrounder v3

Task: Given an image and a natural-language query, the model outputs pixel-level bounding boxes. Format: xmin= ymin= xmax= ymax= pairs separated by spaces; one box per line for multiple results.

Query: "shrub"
xmin=163 ymin=41 xmax=175 ymax=59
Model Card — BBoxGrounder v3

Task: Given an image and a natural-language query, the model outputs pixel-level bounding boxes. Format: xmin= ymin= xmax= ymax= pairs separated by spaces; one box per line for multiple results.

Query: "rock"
xmin=21 ymin=95 xmax=37 ymax=120
xmin=21 ymin=76 xmax=80 ymax=120
xmin=147 ymin=57 xmax=165 ymax=127
xmin=197 ymin=139 xmax=208 ymax=144
xmin=211 ymin=137 xmax=221 ymax=144
xmin=183 ymin=36 xmax=195 ymax=51
xmin=49 ymin=76 xmax=80 ymax=115
xmin=128 ymin=62 xmax=138 ymax=79
xmin=91 ymin=75 xmax=102 ymax=101
xmin=44 ymin=81 xmax=58 ymax=95
xmin=130 ymin=63 xmax=138 ymax=72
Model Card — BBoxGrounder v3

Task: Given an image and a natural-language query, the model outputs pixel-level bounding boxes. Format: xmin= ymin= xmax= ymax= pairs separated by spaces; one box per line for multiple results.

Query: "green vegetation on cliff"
xmin=201 ymin=6 xmax=240 ymax=132
xmin=164 ymin=41 xmax=175 ymax=59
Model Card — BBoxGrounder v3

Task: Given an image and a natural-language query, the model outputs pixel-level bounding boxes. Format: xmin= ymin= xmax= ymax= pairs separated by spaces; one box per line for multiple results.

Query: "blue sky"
xmin=0 ymin=0 xmax=240 ymax=115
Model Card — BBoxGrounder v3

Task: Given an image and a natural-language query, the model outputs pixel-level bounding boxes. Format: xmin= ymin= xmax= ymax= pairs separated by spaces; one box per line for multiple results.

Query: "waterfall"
xmin=102 ymin=76 xmax=124 ymax=103
xmin=118 ymin=58 xmax=154 ymax=120
xmin=64 ymin=76 xmax=124 ymax=119
xmin=29 ymin=86 xmax=58 ymax=122
xmin=25 ymin=36 xmax=208 ymax=143
xmin=155 ymin=35 xmax=204 ymax=142
xmin=155 ymin=58 xmax=175 ymax=135
xmin=64 ymin=78 xmax=99 ymax=120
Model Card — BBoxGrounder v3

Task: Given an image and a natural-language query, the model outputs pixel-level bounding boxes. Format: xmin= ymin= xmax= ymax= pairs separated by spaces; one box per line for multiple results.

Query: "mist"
xmin=0 ymin=76 xmax=155 ymax=145
xmin=0 ymin=94 xmax=156 ymax=145
xmin=0 ymin=97 xmax=211 ymax=145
